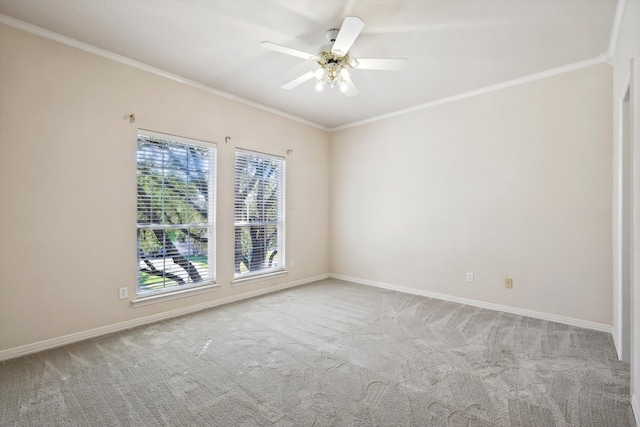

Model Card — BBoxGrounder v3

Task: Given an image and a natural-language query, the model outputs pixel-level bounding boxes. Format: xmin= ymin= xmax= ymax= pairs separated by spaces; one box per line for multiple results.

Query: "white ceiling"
xmin=0 ymin=0 xmax=618 ymax=129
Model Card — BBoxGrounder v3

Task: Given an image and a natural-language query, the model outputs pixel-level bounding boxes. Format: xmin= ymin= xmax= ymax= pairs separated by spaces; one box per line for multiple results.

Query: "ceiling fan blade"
xmin=281 ymin=71 xmax=315 ymax=90
xmin=261 ymin=41 xmax=317 ymax=60
xmin=331 ymin=16 xmax=365 ymax=56
xmin=342 ymin=76 xmax=359 ymax=97
xmin=353 ymin=58 xmax=409 ymax=71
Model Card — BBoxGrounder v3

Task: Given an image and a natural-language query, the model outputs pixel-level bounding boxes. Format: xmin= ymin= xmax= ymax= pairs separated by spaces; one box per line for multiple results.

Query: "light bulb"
xmin=314 ymin=68 xmax=324 ymax=80
xmin=340 ymin=83 xmax=348 ymax=93
xmin=315 ymin=82 xmax=323 ymax=92
xmin=340 ymin=68 xmax=350 ymax=79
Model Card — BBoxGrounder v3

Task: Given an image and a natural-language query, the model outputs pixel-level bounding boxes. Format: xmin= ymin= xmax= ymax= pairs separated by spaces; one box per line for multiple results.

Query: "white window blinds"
xmin=137 ymin=130 xmax=216 ymax=294
xmin=234 ymin=149 xmax=285 ymax=279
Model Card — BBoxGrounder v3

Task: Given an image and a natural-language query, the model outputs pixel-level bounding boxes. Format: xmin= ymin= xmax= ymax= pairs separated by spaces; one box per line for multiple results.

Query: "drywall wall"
xmin=0 ymin=24 xmax=331 ymax=354
xmin=0 ymin=12 xmax=622 ymax=377
xmin=611 ymin=0 xmax=640 ymax=421
xmin=330 ymin=62 xmax=613 ymax=325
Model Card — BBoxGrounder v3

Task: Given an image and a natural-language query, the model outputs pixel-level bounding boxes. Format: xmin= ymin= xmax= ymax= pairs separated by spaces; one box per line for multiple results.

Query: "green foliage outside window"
xmin=137 ymin=135 xmax=213 ymax=293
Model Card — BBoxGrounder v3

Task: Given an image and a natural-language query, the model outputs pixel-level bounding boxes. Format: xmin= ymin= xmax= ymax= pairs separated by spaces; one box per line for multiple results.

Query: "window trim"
xmin=131 ymin=283 xmax=220 ymax=307
xmin=136 ymin=129 xmax=217 ymax=298
xmin=233 ymin=148 xmax=286 ymax=281
xmin=231 ymin=270 xmax=288 ymax=287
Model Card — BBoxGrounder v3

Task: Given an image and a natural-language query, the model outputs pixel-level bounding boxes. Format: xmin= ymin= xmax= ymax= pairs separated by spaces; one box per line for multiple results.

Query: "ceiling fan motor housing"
xmin=326 ymin=29 xmax=339 ymax=43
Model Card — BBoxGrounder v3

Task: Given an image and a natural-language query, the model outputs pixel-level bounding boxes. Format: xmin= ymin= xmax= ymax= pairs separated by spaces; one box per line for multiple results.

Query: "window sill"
xmin=132 ymin=283 xmax=220 ymax=307
xmin=231 ymin=270 xmax=288 ymax=287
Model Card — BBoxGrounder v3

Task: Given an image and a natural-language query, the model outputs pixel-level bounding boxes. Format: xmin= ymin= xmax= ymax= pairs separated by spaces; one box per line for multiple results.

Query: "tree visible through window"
xmin=137 ymin=131 xmax=216 ymax=294
xmin=234 ymin=149 xmax=285 ymax=278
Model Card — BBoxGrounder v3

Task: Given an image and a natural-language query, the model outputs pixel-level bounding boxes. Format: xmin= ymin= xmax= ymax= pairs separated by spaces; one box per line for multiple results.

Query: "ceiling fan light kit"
xmin=313 ymin=49 xmax=356 ymax=93
xmin=262 ymin=16 xmax=408 ymax=97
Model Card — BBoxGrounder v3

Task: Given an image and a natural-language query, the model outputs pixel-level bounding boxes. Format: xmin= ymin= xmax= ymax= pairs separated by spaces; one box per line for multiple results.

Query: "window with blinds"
xmin=234 ymin=149 xmax=285 ymax=279
xmin=136 ymin=130 xmax=216 ymax=295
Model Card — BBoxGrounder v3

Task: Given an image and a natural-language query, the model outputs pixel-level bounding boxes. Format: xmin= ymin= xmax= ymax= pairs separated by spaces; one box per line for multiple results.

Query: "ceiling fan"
xmin=261 ymin=16 xmax=409 ymax=97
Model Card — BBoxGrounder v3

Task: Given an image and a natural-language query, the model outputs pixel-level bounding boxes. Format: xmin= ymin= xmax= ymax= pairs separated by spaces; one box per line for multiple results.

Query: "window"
xmin=136 ymin=131 xmax=216 ymax=295
xmin=234 ymin=149 xmax=285 ymax=279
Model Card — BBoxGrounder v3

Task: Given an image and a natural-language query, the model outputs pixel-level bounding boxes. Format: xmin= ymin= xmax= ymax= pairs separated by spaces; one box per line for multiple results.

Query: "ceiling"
xmin=0 ymin=0 xmax=618 ymax=129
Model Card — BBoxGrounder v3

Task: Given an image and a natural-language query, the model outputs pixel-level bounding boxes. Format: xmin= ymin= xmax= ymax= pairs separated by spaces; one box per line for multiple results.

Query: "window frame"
xmin=136 ymin=129 xmax=217 ymax=298
xmin=233 ymin=148 xmax=286 ymax=282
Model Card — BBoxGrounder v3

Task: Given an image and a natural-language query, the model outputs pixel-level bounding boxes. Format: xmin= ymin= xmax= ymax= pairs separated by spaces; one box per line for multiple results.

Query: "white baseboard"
xmin=330 ymin=274 xmax=614 ymax=334
xmin=632 ymin=394 xmax=640 ymax=427
xmin=0 ymin=274 xmax=329 ymax=362
xmin=0 ymin=273 xmax=615 ymax=362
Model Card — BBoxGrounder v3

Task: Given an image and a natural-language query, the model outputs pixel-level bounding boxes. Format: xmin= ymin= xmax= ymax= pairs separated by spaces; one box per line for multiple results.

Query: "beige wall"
xmin=0 ymin=14 xmax=620 ymax=375
xmin=0 ymin=24 xmax=331 ymax=352
xmin=611 ymin=0 xmax=640 ymax=418
xmin=330 ymin=63 xmax=613 ymax=325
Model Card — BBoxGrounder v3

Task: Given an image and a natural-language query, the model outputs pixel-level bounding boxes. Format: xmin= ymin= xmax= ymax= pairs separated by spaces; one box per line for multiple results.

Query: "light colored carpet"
xmin=0 ymin=279 xmax=635 ymax=426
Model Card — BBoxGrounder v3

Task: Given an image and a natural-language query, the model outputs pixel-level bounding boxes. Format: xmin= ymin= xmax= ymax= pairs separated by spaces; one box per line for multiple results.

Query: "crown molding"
xmin=0 ymin=12 xmax=617 ymax=134
xmin=607 ymin=0 xmax=627 ymax=58
xmin=331 ymin=56 xmax=607 ymax=131
xmin=0 ymin=14 xmax=329 ymax=132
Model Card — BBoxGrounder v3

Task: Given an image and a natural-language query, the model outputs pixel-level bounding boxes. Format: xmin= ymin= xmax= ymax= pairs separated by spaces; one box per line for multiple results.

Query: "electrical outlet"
xmin=505 ymin=278 xmax=513 ymax=289
xmin=119 ymin=287 xmax=128 ymax=299
xmin=289 ymin=259 xmax=294 ymax=269
xmin=466 ymin=272 xmax=474 ymax=282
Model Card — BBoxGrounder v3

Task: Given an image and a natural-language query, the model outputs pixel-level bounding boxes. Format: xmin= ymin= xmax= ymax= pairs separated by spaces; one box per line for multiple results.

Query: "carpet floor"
xmin=0 ymin=279 xmax=635 ymax=426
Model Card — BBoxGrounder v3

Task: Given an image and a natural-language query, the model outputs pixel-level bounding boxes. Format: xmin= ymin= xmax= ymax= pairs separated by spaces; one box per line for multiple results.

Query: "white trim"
xmin=132 ymin=283 xmax=220 ymax=307
xmin=331 ymin=56 xmax=606 ymax=132
xmin=0 ymin=273 xmax=329 ymax=362
xmin=330 ymin=274 xmax=614 ymax=333
xmin=235 ymin=147 xmax=285 ymax=161
xmin=0 ymin=14 xmax=617 ymax=134
xmin=231 ymin=270 xmax=288 ymax=287
xmin=0 ymin=14 xmax=328 ymax=132
xmin=612 ymin=326 xmax=622 ymax=361
xmin=632 ymin=393 xmax=640 ymax=427
xmin=137 ymin=128 xmax=218 ymax=148
xmin=600 ymin=51 xmax=613 ymax=66
xmin=607 ymin=0 xmax=627 ymax=58
xmin=615 ymin=69 xmax=633 ymax=361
